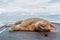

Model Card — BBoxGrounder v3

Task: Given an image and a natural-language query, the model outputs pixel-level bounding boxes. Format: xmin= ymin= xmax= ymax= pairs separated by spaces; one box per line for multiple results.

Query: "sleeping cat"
xmin=9 ymin=18 xmax=56 ymax=32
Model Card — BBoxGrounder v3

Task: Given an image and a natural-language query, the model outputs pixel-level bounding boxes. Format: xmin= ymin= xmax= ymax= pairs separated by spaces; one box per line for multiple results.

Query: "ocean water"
xmin=0 ymin=13 xmax=60 ymax=23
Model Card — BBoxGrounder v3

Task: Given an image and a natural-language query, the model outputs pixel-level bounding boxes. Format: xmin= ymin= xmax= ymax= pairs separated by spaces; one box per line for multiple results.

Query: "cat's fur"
xmin=9 ymin=18 xmax=56 ymax=31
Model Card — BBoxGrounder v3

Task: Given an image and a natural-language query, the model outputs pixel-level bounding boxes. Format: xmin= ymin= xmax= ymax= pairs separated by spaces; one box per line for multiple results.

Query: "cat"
xmin=9 ymin=18 xmax=56 ymax=32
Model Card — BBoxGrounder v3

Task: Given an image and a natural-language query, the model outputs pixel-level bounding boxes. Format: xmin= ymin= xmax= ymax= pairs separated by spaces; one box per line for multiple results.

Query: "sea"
xmin=0 ymin=13 xmax=60 ymax=24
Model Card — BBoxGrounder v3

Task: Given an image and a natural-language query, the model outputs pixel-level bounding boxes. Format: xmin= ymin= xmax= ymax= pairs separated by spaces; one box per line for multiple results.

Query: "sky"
xmin=0 ymin=0 xmax=60 ymax=15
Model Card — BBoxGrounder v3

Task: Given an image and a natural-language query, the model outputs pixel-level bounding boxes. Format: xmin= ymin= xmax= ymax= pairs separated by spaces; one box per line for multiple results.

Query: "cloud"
xmin=7 ymin=0 xmax=49 ymax=7
xmin=0 ymin=8 xmax=6 ymax=14
xmin=0 ymin=0 xmax=50 ymax=13
xmin=0 ymin=0 xmax=60 ymax=15
xmin=46 ymin=3 xmax=60 ymax=14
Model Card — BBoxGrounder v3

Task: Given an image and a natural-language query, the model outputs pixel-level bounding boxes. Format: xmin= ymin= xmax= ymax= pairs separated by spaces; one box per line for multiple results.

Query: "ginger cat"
xmin=9 ymin=18 xmax=56 ymax=32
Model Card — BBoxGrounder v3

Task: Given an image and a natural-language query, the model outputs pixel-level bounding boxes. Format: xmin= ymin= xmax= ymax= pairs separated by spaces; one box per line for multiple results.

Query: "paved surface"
xmin=0 ymin=23 xmax=60 ymax=40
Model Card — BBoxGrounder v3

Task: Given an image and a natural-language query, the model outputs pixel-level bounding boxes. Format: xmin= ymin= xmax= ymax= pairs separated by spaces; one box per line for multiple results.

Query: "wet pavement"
xmin=0 ymin=23 xmax=60 ymax=40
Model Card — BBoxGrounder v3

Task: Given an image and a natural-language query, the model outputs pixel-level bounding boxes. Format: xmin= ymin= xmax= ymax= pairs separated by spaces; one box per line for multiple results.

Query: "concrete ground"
xmin=0 ymin=23 xmax=60 ymax=40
